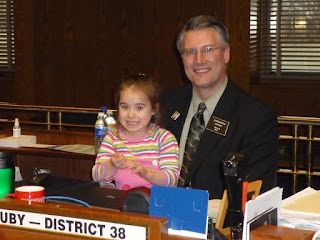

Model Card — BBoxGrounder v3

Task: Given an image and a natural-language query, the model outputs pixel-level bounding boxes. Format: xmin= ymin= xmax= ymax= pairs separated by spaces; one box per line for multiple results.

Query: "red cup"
xmin=4 ymin=185 xmax=45 ymax=204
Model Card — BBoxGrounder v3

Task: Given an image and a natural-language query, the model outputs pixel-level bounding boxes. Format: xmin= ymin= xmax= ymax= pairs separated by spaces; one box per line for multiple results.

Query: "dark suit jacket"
xmin=160 ymin=80 xmax=278 ymax=199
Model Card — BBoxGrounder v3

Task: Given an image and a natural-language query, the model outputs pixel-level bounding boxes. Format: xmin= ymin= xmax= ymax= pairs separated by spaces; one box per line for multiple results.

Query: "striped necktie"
xmin=178 ymin=102 xmax=206 ymax=187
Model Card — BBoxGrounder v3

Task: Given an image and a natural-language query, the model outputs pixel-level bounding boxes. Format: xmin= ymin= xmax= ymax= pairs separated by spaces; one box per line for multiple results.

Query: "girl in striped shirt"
xmin=92 ymin=74 xmax=180 ymax=190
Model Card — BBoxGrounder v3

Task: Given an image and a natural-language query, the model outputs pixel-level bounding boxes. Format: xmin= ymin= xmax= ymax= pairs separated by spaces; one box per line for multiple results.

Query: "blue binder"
xmin=149 ymin=186 xmax=209 ymax=235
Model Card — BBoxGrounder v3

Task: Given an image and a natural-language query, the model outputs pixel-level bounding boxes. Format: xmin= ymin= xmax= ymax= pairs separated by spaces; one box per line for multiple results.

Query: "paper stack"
xmin=208 ymin=199 xmax=221 ymax=222
xmin=0 ymin=135 xmax=37 ymax=148
xmin=242 ymin=187 xmax=283 ymax=240
xmin=280 ymin=187 xmax=320 ymax=231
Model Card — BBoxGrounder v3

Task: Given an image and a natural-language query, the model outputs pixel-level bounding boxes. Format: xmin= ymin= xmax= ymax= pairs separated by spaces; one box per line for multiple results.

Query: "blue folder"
xmin=149 ymin=186 xmax=209 ymax=235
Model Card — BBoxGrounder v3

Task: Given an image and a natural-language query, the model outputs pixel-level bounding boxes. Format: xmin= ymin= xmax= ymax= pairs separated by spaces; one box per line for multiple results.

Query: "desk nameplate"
xmin=0 ymin=208 xmax=146 ymax=240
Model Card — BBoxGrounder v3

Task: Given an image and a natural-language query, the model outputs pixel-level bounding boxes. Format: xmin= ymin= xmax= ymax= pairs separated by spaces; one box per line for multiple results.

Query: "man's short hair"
xmin=176 ymin=15 xmax=229 ymax=54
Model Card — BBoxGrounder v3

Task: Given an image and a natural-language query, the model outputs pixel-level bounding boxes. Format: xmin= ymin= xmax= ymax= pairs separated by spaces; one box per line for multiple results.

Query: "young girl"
xmin=92 ymin=73 xmax=180 ymax=190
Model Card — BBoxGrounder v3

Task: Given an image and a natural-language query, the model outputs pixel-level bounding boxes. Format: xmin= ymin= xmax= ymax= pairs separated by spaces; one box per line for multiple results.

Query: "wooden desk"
xmin=250 ymin=225 xmax=315 ymax=240
xmin=0 ymin=128 xmax=95 ymax=181
xmin=0 ymin=197 xmax=316 ymax=240
xmin=163 ymin=225 xmax=316 ymax=240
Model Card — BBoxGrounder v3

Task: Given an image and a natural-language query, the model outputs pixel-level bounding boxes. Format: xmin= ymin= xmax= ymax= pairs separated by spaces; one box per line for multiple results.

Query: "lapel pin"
xmin=171 ymin=111 xmax=180 ymax=120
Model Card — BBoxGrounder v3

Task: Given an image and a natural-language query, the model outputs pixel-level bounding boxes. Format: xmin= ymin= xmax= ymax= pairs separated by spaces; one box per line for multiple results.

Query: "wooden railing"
xmin=278 ymin=116 xmax=320 ymax=194
xmin=0 ymin=103 xmax=116 ymax=130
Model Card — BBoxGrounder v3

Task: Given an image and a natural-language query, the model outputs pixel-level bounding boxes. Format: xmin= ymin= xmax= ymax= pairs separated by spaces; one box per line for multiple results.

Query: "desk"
xmin=250 ymin=225 xmax=315 ymax=240
xmin=0 ymin=128 xmax=95 ymax=181
xmin=1 ymin=182 xmax=317 ymax=240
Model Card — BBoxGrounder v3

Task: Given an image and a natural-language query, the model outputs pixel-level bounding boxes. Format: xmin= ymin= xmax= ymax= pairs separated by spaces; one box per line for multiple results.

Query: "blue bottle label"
xmin=95 ymin=126 xmax=107 ymax=138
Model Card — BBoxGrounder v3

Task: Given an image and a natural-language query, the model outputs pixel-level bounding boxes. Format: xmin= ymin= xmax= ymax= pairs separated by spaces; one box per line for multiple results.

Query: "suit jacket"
xmin=160 ymin=80 xmax=278 ymax=199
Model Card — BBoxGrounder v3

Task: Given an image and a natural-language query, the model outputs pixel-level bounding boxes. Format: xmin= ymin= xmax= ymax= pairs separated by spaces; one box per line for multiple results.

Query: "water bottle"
xmin=94 ymin=112 xmax=108 ymax=154
xmin=101 ymin=106 xmax=116 ymax=130
xmin=106 ymin=109 xmax=116 ymax=129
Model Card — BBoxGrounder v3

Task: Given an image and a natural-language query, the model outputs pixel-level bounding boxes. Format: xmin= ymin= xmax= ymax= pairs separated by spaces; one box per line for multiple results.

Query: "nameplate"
xmin=206 ymin=116 xmax=230 ymax=136
xmin=0 ymin=208 xmax=146 ymax=240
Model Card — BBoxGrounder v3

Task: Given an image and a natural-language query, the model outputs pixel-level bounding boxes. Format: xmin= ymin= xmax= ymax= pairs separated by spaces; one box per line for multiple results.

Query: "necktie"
xmin=178 ymin=102 xmax=206 ymax=187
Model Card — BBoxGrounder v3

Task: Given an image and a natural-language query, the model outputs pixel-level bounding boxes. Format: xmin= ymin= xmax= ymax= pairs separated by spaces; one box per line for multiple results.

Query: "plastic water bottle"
xmin=101 ymin=106 xmax=116 ymax=130
xmin=94 ymin=112 xmax=108 ymax=154
xmin=106 ymin=109 xmax=116 ymax=129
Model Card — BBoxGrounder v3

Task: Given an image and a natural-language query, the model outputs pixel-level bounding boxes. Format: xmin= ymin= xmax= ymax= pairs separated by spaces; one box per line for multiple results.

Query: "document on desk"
xmin=242 ymin=187 xmax=283 ymax=240
xmin=0 ymin=135 xmax=37 ymax=147
xmin=22 ymin=143 xmax=57 ymax=149
xmin=53 ymin=144 xmax=95 ymax=155
xmin=207 ymin=199 xmax=221 ymax=222
xmin=280 ymin=187 xmax=320 ymax=231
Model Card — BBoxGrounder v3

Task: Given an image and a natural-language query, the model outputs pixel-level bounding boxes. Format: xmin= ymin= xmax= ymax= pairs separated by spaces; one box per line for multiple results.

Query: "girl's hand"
xmin=123 ymin=160 xmax=148 ymax=178
xmin=111 ymin=153 xmax=126 ymax=169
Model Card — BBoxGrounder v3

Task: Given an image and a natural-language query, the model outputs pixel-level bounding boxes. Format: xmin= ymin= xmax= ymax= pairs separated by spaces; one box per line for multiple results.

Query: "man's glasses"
xmin=181 ymin=45 xmax=220 ymax=59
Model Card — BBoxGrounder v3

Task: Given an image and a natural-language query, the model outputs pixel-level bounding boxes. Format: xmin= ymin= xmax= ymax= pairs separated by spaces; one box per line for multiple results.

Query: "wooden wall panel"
xmin=9 ymin=0 xmax=251 ymax=110
xmin=251 ymin=84 xmax=320 ymax=117
xmin=10 ymin=0 xmax=319 ymax=117
xmin=226 ymin=0 xmax=250 ymax=91
xmin=0 ymin=74 xmax=15 ymax=103
xmin=12 ymin=0 xmax=35 ymax=104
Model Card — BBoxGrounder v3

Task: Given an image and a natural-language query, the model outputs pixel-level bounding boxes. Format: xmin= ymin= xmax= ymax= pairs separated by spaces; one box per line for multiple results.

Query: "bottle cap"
xmin=107 ymin=110 xmax=113 ymax=115
xmin=101 ymin=106 xmax=107 ymax=113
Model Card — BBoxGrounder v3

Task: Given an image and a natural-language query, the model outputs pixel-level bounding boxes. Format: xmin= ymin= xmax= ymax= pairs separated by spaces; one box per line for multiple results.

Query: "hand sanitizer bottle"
xmin=13 ymin=118 xmax=21 ymax=138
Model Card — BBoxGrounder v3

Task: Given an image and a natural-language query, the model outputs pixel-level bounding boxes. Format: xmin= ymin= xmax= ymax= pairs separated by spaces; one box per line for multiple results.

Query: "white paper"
xmin=15 ymin=166 xmax=23 ymax=181
xmin=207 ymin=199 xmax=221 ymax=221
xmin=53 ymin=144 xmax=95 ymax=155
xmin=168 ymin=228 xmax=207 ymax=239
xmin=280 ymin=187 xmax=320 ymax=231
xmin=242 ymin=187 xmax=283 ymax=240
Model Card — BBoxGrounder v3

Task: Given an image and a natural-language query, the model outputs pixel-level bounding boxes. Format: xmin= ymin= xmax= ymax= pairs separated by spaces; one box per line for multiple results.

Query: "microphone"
xmin=223 ymin=153 xmax=249 ymax=240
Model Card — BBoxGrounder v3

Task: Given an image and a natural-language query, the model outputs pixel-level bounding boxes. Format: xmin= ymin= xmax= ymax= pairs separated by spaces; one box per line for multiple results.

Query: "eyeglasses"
xmin=181 ymin=46 xmax=220 ymax=59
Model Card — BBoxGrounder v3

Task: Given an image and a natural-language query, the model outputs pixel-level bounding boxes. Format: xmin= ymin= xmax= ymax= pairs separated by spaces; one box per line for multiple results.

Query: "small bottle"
xmin=13 ymin=118 xmax=21 ymax=138
xmin=94 ymin=112 xmax=108 ymax=154
xmin=106 ymin=109 xmax=116 ymax=129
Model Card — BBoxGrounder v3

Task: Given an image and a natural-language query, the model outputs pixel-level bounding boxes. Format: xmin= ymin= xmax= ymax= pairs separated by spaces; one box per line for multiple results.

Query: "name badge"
xmin=206 ymin=116 xmax=230 ymax=136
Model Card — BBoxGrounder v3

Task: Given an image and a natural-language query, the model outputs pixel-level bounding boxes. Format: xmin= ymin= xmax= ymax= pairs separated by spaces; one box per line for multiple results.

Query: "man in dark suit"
xmin=160 ymin=15 xmax=278 ymax=199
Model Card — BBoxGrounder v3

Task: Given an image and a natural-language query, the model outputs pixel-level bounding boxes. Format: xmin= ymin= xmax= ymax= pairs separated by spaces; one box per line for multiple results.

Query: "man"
xmin=160 ymin=15 xmax=278 ymax=199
